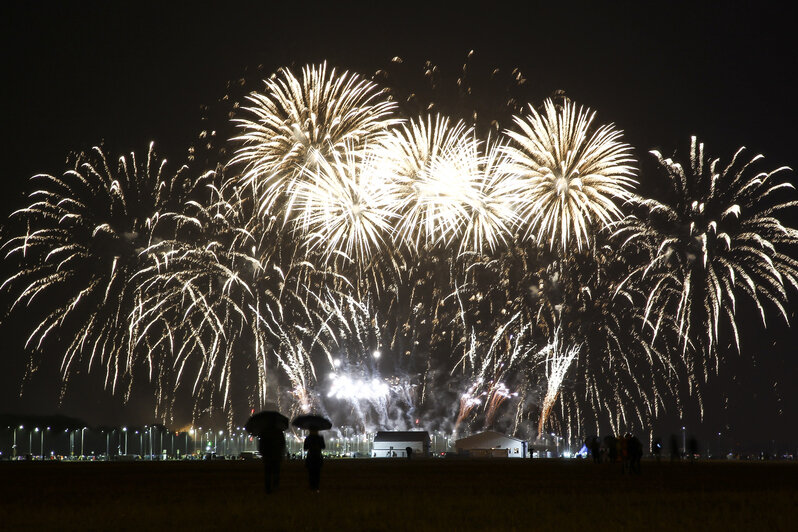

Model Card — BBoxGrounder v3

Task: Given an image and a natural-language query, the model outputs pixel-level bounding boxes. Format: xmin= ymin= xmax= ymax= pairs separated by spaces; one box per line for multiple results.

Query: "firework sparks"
xmin=379 ymin=114 xmax=479 ymax=250
xmin=616 ymin=137 xmax=798 ymax=375
xmin=536 ymin=331 xmax=581 ymax=439
xmin=504 ymin=98 xmax=637 ymax=251
xmin=4 ymin=58 xmax=796 ymax=441
xmin=231 ymin=62 xmax=400 ymax=218
xmin=1 ymin=143 xmax=203 ymax=405
xmin=290 ymin=144 xmax=401 ymax=263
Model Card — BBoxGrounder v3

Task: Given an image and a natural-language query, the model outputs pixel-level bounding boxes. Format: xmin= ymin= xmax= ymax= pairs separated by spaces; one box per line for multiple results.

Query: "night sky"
xmin=2 ymin=1 xmax=796 ymax=451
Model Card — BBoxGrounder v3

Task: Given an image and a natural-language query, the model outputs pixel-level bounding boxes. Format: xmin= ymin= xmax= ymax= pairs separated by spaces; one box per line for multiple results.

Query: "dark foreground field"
xmin=1 ymin=459 xmax=796 ymax=531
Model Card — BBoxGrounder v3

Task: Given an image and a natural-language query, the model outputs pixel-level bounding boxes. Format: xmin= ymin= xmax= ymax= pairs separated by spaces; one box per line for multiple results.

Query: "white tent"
xmin=455 ymin=431 xmax=528 ymax=458
xmin=372 ymin=431 xmax=430 ymax=457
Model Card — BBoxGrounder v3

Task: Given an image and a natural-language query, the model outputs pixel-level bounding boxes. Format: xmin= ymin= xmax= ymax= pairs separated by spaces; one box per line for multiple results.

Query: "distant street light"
xmin=122 ymin=427 xmax=128 ymax=455
xmin=80 ymin=427 xmax=87 ymax=457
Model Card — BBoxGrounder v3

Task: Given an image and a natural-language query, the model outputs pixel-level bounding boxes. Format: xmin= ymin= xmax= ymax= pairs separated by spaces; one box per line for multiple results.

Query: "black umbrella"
xmin=245 ymin=411 xmax=289 ymax=435
xmin=291 ymin=415 xmax=332 ymax=431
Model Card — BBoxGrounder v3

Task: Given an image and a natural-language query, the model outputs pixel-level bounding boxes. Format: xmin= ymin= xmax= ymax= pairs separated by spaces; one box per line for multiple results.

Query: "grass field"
xmin=1 ymin=459 xmax=795 ymax=531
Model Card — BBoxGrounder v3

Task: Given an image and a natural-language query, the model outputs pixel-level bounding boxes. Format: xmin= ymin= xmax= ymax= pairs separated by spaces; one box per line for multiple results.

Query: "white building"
xmin=372 ymin=431 xmax=430 ymax=457
xmin=455 ymin=431 xmax=528 ymax=458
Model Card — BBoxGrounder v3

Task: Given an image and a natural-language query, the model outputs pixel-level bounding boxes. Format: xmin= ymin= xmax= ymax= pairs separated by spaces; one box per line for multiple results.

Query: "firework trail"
xmin=615 ymin=137 xmax=798 ymax=377
xmin=1 ymin=143 xmax=206 ymax=406
xmin=310 ymin=291 xmax=420 ymax=430
xmin=452 ymin=312 xmax=537 ymax=431
xmin=139 ymin=172 xmax=337 ymax=420
xmin=536 ymin=330 xmax=581 ymax=439
xmin=504 ymin=98 xmax=637 ymax=251
xmin=450 ymin=237 xmax=682 ymax=438
xmin=454 ymin=379 xmax=485 ymax=432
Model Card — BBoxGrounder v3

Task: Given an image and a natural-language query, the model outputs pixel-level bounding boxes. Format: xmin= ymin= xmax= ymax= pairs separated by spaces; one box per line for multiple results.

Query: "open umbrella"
xmin=245 ymin=411 xmax=289 ymax=435
xmin=291 ymin=415 xmax=332 ymax=431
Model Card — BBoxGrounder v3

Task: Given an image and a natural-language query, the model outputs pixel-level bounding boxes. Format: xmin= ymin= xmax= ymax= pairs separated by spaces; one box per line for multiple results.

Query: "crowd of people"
xmin=586 ymin=433 xmax=703 ymax=473
xmin=586 ymin=433 xmax=644 ymax=473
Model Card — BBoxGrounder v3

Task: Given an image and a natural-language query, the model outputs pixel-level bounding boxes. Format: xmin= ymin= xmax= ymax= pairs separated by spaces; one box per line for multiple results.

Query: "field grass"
xmin=1 ymin=458 xmax=795 ymax=531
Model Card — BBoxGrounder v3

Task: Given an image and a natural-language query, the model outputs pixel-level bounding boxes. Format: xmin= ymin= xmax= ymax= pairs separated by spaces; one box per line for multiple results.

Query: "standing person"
xmin=606 ymin=435 xmax=618 ymax=464
xmin=669 ymin=434 xmax=680 ymax=462
xmin=258 ymin=426 xmax=286 ymax=494
xmin=590 ymin=436 xmax=601 ymax=464
xmin=621 ymin=434 xmax=631 ymax=474
xmin=629 ymin=435 xmax=643 ymax=474
xmin=304 ymin=429 xmax=325 ymax=492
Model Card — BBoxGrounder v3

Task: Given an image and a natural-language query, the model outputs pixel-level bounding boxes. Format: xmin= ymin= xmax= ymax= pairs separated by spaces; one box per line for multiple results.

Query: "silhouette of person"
xmin=669 ymin=434 xmax=680 ymax=462
xmin=628 ymin=435 xmax=643 ymax=474
xmin=406 ymin=446 xmax=413 ymax=460
xmin=605 ymin=435 xmax=618 ymax=464
xmin=258 ymin=426 xmax=286 ymax=493
xmin=590 ymin=436 xmax=601 ymax=464
xmin=304 ymin=429 xmax=325 ymax=491
xmin=621 ymin=434 xmax=632 ymax=474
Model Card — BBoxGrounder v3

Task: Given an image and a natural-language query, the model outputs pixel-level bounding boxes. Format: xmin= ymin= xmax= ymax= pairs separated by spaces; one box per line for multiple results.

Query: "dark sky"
xmin=1 ymin=1 xmax=796 ymax=450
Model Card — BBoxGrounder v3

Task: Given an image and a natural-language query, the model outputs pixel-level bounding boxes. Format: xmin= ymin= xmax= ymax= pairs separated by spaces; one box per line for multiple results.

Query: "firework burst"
xmin=379 ymin=114 xmax=479 ymax=250
xmin=2 ymin=143 xmax=204 ymax=401
xmin=231 ymin=62 xmax=400 ymax=218
xmin=290 ymin=144 xmax=401 ymax=264
xmin=504 ymin=98 xmax=637 ymax=251
xmin=616 ymin=137 xmax=798 ymax=375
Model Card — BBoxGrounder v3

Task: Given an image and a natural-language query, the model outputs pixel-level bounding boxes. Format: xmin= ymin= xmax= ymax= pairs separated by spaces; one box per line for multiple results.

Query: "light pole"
xmin=681 ymin=426 xmax=686 ymax=457
xmin=122 ymin=427 xmax=128 ymax=455
xmin=80 ymin=427 xmax=87 ymax=457
xmin=13 ymin=425 xmax=22 ymax=458
xmin=40 ymin=427 xmax=49 ymax=458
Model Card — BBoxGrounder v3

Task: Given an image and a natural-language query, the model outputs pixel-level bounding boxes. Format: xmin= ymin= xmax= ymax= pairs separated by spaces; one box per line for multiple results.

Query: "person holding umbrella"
xmin=246 ymin=410 xmax=288 ymax=494
xmin=292 ymin=415 xmax=331 ymax=492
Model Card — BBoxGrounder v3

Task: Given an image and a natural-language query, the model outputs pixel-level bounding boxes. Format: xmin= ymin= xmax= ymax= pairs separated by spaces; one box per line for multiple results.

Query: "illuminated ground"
xmin=2 ymin=459 xmax=795 ymax=530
